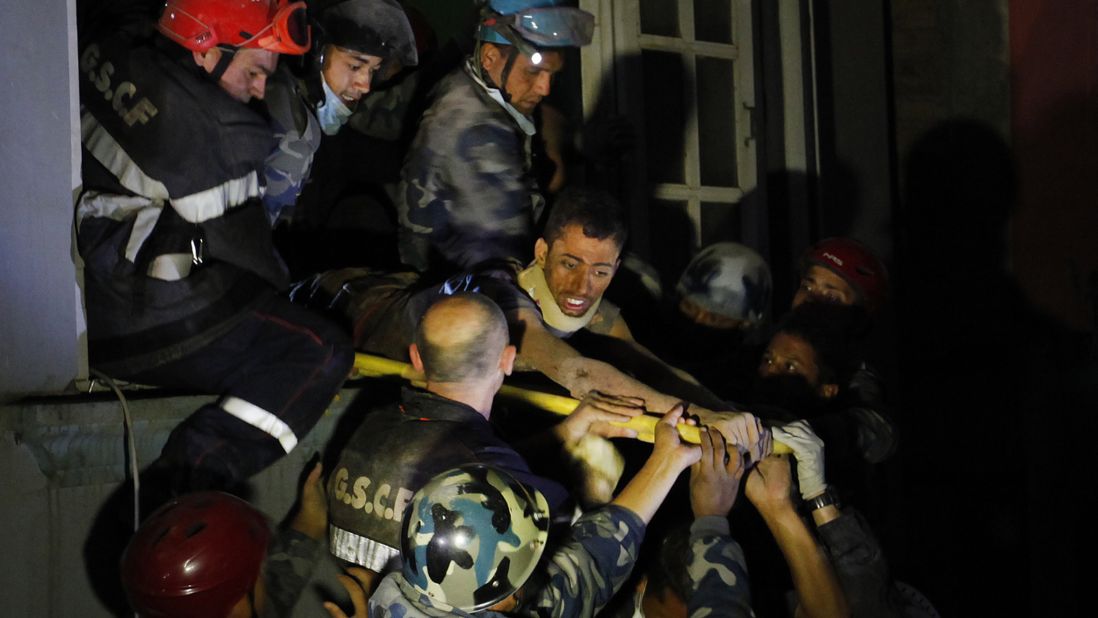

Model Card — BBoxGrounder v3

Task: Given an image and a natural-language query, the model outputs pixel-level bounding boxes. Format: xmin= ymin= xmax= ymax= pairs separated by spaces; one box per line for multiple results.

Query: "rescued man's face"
xmin=792 ymin=265 xmax=857 ymax=309
xmin=535 ymin=224 xmax=621 ymax=318
xmin=758 ymin=332 xmax=821 ymax=386
xmin=322 ymin=45 xmax=383 ymax=106
xmin=482 ymin=44 xmax=563 ymax=116
xmin=200 ymin=48 xmax=278 ymax=103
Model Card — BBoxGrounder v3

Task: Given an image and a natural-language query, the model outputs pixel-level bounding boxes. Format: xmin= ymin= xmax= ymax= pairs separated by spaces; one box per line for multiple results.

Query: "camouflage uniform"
xmin=262 ymin=66 xmax=322 ymax=224
xmin=261 ymin=528 xmax=323 ymax=618
xmin=685 ymin=516 xmax=754 ymax=618
xmin=368 ymin=505 xmax=645 ymax=617
xmin=397 ymin=60 xmax=545 ymax=274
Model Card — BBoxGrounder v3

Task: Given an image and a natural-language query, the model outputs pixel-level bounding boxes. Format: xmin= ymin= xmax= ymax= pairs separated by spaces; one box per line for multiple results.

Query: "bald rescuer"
xmin=327 ymin=293 xmax=650 ymax=591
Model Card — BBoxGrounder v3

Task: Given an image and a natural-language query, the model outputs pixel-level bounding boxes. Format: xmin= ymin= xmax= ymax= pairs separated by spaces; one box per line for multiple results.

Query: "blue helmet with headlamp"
xmin=476 ymin=0 xmax=594 ymax=49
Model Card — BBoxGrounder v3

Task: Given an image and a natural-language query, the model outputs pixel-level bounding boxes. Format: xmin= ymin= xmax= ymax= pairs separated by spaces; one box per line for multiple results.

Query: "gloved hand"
xmin=771 ymin=420 xmax=827 ymax=500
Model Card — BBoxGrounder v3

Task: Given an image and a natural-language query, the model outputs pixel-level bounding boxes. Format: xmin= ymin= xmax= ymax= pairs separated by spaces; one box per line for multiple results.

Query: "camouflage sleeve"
xmin=685 ymin=516 xmax=754 ymax=618
xmin=520 ymin=505 xmax=645 ymax=618
xmin=261 ymin=528 xmax=323 ymax=618
xmin=400 ymin=104 xmax=538 ymax=272
xmin=262 ymin=69 xmax=320 ymax=225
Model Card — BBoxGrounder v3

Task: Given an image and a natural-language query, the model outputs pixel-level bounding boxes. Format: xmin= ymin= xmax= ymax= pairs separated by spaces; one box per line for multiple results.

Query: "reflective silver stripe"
xmin=75 ymin=191 xmax=163 ymax=264
xmin=329 ymin=524 xmax=401 ymax=571
xmin=81 ymin=111 xmax=264 ymax=223
xmin=82 ymin=111 xmax=170 ymax=200
xmin=171 ymin=171 xmax=262 ymax=223
xmin=220 ymin=396 xmax=298 ymax=453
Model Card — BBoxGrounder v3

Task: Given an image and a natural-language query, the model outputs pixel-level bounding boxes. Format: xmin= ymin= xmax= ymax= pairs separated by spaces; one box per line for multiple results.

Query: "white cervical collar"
xmin=517 ymin=263 xmax=601 ymax=334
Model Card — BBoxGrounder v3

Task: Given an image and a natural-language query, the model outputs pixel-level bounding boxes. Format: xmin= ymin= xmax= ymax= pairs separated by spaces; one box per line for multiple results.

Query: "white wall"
xmin=0 ymin=0 xmax=85 ymax=401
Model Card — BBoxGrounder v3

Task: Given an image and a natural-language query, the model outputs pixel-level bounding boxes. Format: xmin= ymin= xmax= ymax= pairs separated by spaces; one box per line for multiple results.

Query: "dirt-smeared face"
xmin=535 ymin=224 xmax=621 ymax=317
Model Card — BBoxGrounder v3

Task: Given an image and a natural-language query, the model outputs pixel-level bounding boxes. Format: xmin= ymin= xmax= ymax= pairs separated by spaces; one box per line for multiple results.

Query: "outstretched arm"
xmin=600 ymin=316 xmax=730 ymax=410
xmin=612 ymin=404 xmax=702 ymax=521
xmin=746 ymin=455 xmax=849 ymax=618
xmin=684 ymin=427 xmax=754 ymax=617
xmin=512 ymin=306 xmax=719 ymax=416
xmin=520 ymin=406 xmax=701 ymax=618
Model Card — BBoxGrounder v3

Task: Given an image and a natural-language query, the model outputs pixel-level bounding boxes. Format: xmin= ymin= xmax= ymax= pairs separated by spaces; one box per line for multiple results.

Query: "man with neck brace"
xmin=396 ymin=0 xmax=594 ymax=276
xmin=262 ymin=0 xmax=419 ymax=223
xmin=299 ymin=187 xmax=756 ymax=441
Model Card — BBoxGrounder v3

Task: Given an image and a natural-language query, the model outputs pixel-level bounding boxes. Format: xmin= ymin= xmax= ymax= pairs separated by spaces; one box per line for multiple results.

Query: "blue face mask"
xmin=316 ymin=76 xmax=353 ymax=135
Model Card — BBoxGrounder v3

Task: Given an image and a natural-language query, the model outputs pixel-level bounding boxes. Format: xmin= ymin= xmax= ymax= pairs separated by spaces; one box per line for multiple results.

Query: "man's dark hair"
xmin=542 ymin=186 xmax=628 ymax=248
xmin=643 ymin=524 xmax=692 ymax=602
xmin=775 ymin=302 xmax=870 ymax=387
xmin=414 ymin=293 xmax=509 ymax=382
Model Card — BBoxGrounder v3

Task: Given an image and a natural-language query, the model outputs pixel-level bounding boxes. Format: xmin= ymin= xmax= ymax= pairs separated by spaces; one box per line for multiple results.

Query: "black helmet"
xmin=315 ymin=0 xmax=418 ymax=69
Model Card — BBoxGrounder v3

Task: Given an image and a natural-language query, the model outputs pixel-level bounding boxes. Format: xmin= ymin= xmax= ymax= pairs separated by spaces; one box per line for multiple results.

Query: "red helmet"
xmin=121 ymin=492 xmax=271 ymax=618
xmin=158 ymin=0 xmax=311 ymax=55
xmin=801 ymin=237 xmax=888 ymax=312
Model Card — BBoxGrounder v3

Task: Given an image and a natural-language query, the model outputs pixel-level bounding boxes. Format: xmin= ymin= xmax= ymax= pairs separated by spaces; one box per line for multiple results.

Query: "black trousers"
xmin=125 ymin=295 xmax=354 ymax=490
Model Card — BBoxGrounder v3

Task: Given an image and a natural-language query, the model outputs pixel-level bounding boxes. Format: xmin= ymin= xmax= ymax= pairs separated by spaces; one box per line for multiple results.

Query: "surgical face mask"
xmin=316 ymin=76 xmax=353 ymax=135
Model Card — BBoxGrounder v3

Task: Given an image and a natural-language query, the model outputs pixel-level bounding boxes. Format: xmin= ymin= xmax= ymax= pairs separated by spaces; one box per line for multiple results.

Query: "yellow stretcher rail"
xmin=352 ymin=352 xmax=790 ymax=453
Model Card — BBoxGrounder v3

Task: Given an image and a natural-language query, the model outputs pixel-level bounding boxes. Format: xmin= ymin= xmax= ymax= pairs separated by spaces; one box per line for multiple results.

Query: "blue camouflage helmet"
xmin=676 ymin=242 xmax=772 ymax=326
xmin=477 ymin=0 xmax=594 ymax=48
xmin=400 ymin=464 xmax=550 ymax=612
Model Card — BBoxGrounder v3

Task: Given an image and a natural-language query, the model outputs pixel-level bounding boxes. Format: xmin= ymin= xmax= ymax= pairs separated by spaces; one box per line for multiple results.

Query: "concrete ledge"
xmin=0 ymin=385 xmax=368 ymax=617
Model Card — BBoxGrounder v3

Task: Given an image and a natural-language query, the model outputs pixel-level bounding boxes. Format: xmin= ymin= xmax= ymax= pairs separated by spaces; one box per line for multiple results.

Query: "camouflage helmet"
xmin=400 ymin=464 xmax=550 ymax=612
xmin=676 ymin=242 xmax=772 ymax=326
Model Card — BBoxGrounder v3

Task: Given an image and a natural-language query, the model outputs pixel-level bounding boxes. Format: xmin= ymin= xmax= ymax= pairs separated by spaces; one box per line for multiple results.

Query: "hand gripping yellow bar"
xmin=352 ymin=352 xmax=790 ymax=453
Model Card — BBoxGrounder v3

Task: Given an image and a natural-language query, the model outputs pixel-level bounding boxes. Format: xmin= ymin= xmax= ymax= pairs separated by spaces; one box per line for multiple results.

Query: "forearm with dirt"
xmin=511 ymin=311 xmax=720 ymax=416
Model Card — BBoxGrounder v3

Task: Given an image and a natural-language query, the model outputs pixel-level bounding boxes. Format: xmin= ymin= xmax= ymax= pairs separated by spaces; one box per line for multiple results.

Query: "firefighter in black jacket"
xmin=76 ymin=0 xmax=353 ymax=496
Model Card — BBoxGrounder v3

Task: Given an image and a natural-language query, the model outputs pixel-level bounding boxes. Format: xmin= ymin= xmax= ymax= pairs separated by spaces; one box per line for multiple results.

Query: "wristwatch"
xmin=806 ymin=487 xmax=841 ymax=512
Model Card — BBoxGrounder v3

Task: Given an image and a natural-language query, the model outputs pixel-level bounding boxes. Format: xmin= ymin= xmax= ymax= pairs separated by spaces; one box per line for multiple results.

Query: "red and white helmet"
xmin=158 ymin=0 xmax=311 ymax=55
xmin=801 ymin=237 xmax=888 ymax=312
xmin=121 ymin=492 xmax=270 ymax=617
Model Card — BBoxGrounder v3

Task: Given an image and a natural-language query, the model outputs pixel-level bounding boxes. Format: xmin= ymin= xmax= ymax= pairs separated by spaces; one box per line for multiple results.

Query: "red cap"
xmin=802 ymin=237 xmax=888 ymax=312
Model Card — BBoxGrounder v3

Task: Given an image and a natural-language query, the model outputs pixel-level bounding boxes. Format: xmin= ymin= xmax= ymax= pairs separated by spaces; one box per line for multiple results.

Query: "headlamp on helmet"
xmin=477 ymin=0 xmax=594 ymax=52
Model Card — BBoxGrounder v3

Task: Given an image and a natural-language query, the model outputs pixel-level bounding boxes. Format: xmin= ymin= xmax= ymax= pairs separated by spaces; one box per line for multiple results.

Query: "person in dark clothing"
xmin=326 ymin=293 xmax=645 ymax=595
xmin=751 ymin=302 xmax=893 ymax=503
xmin=76 ymin=0 xmax=353 ymax=496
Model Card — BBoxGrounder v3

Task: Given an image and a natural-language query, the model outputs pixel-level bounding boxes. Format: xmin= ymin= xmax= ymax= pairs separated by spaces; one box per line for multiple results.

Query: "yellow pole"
xmin=353 ymin=353 xmax=790 ymax=452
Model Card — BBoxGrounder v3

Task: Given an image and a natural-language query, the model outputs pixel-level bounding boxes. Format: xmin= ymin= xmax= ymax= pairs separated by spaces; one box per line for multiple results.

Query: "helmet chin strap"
xmin=475 ymin=38 xmax=517 ymax=104
xmin=480 ymin=19 xmax=543 ymax=105
xmin=497 ymin=45 xmax=520 ymax=103
xmin=208 ymin=45 xmax=236 ymax=83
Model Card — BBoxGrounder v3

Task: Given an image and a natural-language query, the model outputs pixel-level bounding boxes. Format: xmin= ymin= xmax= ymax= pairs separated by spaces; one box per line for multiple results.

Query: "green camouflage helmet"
xmin=400 ymin=464 xmax=550 ymax=611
